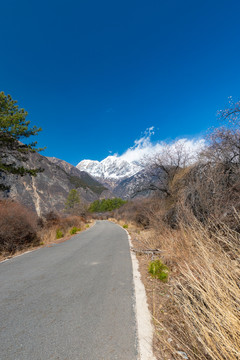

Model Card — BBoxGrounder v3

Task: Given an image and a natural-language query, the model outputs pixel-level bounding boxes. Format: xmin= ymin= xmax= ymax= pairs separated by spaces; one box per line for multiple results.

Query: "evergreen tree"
xmin=0 ymin=92 xmax=42 ymax=150
xmin=0 ymin=92 xmax=44 ymax=187
xmin=88 ymin=198 xmax=127 ymax=212
xmin=65 ymin=189 xmax=81 ymax=211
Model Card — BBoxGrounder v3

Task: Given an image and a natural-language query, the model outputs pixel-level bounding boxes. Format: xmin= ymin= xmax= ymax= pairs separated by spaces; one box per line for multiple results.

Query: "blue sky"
xmin=1 ymin=0 xmax=240 ymax=165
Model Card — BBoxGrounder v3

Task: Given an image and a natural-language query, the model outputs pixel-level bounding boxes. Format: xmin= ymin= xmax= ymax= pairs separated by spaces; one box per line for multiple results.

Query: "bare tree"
xmin=185 ymin=99 xmax=240 ymax=224
xmin=137 ymin=140 xmax=194 ymax=198
xmin=201 ymin=98 xmax=240 ymax=165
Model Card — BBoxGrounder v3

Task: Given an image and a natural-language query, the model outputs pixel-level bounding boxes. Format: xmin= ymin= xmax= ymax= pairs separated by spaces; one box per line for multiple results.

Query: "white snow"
xmin=77 ymin=156 xmax=142 ymax=180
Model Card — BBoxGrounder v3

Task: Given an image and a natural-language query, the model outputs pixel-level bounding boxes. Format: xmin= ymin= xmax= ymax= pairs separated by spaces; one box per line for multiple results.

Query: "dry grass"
xmin=0 ymin=202 xmax=93 ymax=260
xmin=128 ymin=214 xmax=240 ymax=360
xmin=39 ymin=215 xmax=85 ymax=245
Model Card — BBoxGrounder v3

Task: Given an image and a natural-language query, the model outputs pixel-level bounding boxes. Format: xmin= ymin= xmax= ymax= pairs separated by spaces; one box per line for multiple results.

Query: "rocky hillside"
xmin=0 ymin=149 xmax=107 ymax=216
xmin=113 ymin=169 xmax=161 ymax=199
xmin=47 ymin=157 xmax=108 ymax=194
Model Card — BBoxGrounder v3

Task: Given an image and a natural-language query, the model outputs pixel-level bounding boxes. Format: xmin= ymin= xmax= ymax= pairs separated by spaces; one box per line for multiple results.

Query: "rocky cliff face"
xmin=113 ymin=168 xmax=165 ymax=199
xmin=0 ymin=149 xmax=106 ymax=216
xmin=46 ymin=157 xmax=108 ymax=194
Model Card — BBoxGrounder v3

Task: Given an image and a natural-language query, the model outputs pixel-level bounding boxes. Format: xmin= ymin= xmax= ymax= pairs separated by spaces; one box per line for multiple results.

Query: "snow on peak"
xmin=76 ymin=128 xmax=205 ymax=182
xmin=76 ymin=156 xmax=142 ymax=180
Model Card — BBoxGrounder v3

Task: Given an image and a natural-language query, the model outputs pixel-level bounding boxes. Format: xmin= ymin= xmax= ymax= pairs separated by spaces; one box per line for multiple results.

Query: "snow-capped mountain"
xmin=76 ymin=156 xmax=142 ymax=185
xmin=76 ymin=155 xmax=164 ymax=198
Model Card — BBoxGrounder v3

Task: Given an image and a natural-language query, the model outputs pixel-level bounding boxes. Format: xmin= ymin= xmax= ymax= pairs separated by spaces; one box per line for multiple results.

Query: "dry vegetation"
xmin=114 ymin=101 xmax=240 ymax=360
xmin=115 ymin=198 xmax=240 ymax=359
xmin=0 ymin=200 xmax=92 ymax=260
xmin=0 ymin=200 xmax=40 ymax=255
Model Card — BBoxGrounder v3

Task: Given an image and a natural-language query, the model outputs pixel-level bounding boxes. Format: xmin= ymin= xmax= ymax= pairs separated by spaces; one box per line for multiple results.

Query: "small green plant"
xmin=86 ymin=224 xmax=90 ymax=228
xmin=149 ymin=259 xmax=169 ymax=282
xmin=123 ymin=224 xmax=128 ymax=229
xmin=56 ymin=229 xmax=63 ymax=239
xmin=70 ymin=227 xmax=81 ymax=235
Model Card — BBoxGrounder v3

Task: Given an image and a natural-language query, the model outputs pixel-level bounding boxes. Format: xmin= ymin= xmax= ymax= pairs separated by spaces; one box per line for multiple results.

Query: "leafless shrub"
xmin=44 ymin=211 xmax=60 ymax=226
xmin=0 ymin=200 xmax=39 ymax=254
xmin=140 ymin=139 xmax=198 ymax=198
xmin=114 ymin=199 xmax=152 ymax=228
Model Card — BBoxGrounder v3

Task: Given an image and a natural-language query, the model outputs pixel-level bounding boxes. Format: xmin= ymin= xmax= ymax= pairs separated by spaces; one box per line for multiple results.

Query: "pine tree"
xmin=0 ymin=91 xmax=42 ymax=150
xmin=0 ymin=92 xmax=44 ymax=190
xmin=65 ymin=189 xmax=81 ymax=211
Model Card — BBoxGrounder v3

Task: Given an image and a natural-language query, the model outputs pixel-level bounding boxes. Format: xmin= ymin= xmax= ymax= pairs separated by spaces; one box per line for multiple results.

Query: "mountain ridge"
xmin=76 ymin=155 xmax=162 ymax=199
xmin=77 ymin=156 xmax=142 ymax=183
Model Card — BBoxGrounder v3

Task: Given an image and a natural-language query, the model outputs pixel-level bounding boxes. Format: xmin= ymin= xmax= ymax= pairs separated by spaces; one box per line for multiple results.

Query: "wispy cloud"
xmin=119 ymin=127 xmax=205 ymax=164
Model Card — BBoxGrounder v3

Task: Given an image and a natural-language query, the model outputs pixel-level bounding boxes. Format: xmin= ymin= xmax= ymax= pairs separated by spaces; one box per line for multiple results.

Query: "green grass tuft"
xmin=149 ymin=259 xmax=169 ymax=282
xmin=70 ymin=227 xmax=81 ymax=235
xmin=56 ymin=229 xmax=63 ymax=239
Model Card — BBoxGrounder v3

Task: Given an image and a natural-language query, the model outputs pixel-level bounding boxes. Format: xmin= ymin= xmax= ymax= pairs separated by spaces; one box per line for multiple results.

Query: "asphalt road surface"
xmin=0 ymin=221 xmax=138 ymax=360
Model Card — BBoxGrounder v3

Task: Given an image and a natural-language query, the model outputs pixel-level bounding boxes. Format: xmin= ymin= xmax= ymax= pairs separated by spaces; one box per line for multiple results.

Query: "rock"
xmin=176 ymin=351 xmax=189 ymax=359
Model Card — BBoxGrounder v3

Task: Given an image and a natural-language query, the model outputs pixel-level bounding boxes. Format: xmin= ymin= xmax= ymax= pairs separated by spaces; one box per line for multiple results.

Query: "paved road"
xmin=0 ymin=221 xmax=138 ymax=360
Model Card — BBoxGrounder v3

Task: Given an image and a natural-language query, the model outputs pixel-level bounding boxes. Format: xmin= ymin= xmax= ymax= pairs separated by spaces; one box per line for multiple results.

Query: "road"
xmin=0 ymin=221 xmax=138 ymax=360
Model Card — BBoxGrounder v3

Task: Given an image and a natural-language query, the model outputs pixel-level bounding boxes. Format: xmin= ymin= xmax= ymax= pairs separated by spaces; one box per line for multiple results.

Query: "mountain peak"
xmin=76 ymin=156 xmax=142 ymax=181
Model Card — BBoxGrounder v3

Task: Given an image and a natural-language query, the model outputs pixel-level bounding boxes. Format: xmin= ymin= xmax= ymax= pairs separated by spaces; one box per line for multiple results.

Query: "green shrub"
xmin=88 ymin=198 xmax=127 ymax=213
xmin=70 ymin=227 xmax=81 ymax=235
xmin=123 ymin=224 xmax=128 ymax=229
xmin=149 ymin=259 xmax=169 ymax=282
xmin=86 ymin=224 xmax=90 ymax=228
xmin=56 ymin=229 xmax=63 ymax=239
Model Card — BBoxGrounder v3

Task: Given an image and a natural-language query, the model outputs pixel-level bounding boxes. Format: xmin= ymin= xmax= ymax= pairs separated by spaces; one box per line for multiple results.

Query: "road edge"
xmin=119 ymin=224 xmax=156 ymax=360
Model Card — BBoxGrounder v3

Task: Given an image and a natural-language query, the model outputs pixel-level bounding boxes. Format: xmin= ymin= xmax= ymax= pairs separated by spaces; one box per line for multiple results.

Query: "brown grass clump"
xmin=128 ymin=210 xmax=240 ymax=360
xmin=39 ymin=213 xmax=87 ymax=245
xmin=0 ymin=199 xmax=39 ymax=255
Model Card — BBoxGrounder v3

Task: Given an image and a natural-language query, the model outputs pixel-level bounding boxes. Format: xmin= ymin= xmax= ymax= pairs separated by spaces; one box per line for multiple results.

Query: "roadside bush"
xmin=70 ymin=226 xmax=81 ymax=235
xmin=56 ymin=229 xmax=63 ymax=239
xmin=114 ymin=199 xmax=151 ymax=228
xmin=39 ymin=214 xmax=86 ymax=245
xmin=89 ymin=198 xmax=127 ymax=212
xmin=0 ymin=200 xmax=39 ymax=254
xmin=44 ymin=211 xmax=60 ymax=227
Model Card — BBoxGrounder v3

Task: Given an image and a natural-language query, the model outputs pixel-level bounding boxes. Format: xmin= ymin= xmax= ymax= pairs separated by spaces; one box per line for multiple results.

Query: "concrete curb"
xmin=117 ymin=223 xmax=156 ymax=360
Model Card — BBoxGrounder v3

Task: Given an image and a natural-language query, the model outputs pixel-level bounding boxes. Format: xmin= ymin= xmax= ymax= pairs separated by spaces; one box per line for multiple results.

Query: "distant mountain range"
xmin=0 ymin=149 xmax=159 ymax=215
xmin=77 ymin=156 xmax=142 ymax=187
xmin=77 ymin=155 xmax=160 ymax=199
